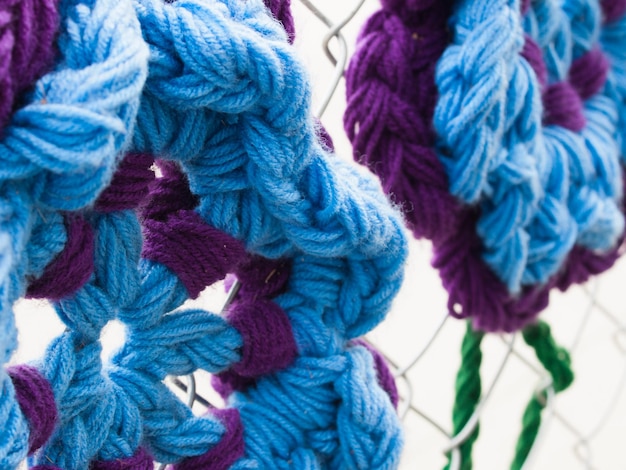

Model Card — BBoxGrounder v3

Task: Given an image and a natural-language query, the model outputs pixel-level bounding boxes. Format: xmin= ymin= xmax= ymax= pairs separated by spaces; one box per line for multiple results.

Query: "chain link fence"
xmin=13 ymin=1 xmax=626 ymax=468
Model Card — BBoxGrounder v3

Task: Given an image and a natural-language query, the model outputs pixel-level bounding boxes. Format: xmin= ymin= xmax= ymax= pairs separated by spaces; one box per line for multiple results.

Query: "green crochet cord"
xmin=445 ymin=320 xmax=574 ymax=470
xmin=510 ymin=321 xmax=574 ymax=470
xmin=444 ymin=321 xmax=484 ymax=470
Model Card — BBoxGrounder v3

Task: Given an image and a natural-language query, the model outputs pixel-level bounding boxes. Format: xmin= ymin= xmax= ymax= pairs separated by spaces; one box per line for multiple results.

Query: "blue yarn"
xmin=527 ymin=0 xmax=623 ymax=253
xmin=109 ymin=357 xmax=227 ymax=463
xmin=601 ymin=9 xmax=626 ymax=162
xmin=32 ymin=210 xmax=143 ymax=469
xmin=0 ymin=0 xmax=148 ymax=466
xmin=24 ymin=212 xmax=67 ymax=280
xmin=435 ymin=0 xmax=625 ymax=293
xmin=2 ymin=0 xmax=405 ymax=466
xmin=104 ymin=259 xmax=244 ymax=463
xmin=435 ymin=0 xmax=550 ymax=293
xmin=111 ymin=0 xmax=408 ymax=466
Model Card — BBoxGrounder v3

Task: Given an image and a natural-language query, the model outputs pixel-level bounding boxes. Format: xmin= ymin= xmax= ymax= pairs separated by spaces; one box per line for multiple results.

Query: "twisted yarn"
xmin=0 ymin=0 xmax=148 ymax=466
xmin=121 ymin=1 xmax=407 ymax=467
xmin=443 ymin=322 xmax=483 ymax=470
xmin=0 ymin=0 xmax=59 ymax=131
xmin=2 ymin=0 xmax=405 ymax=467
xmin=346 ymin=0 xmax=626 ymax=331
xmin=510 ymin=321 xmax=574 ymax=470
xmin=446 ymin=320 xmax=573 ymax=470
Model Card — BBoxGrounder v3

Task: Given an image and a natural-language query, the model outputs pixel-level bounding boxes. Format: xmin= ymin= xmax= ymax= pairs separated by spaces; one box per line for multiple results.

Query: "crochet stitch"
xmin=345 ymin=0 xmax=626 ymax=331
xmin=0 ymin=0 xmax=149 ymax=467
xmin=126 ymin=1 xmax=407 ymax=467
xmin=3 ymin=0 xmax=406 ymax=468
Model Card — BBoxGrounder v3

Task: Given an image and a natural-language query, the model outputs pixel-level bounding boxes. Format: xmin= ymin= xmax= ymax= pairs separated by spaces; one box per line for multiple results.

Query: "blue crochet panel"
xmin=434 ymin=0 xmax=625 ymax=294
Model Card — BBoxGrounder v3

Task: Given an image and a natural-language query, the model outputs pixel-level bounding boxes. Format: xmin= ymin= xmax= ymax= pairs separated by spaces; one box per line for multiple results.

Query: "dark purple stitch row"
xmin=0 ymin=0 xmax=59 ymax=133
xmin=345 ymin=0 xmax=626 ymax=332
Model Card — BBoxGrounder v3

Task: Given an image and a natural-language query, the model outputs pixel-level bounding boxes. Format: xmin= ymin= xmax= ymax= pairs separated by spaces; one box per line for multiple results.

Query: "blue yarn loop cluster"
xmin=602 ymin=6 xmax=626 ymax=160
xmin=434 ymin=0 xmax=625 ymax=293
xmin=1 ymin=0 xmax=407 ymax=469
xmin=126 ymin=0 xmax=407 ymax=467
xmin=0 ymin=0 xmax=148 ymax=468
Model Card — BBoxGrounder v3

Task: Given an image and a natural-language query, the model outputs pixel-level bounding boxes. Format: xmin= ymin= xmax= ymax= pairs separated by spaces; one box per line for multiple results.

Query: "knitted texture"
xmin=124 ymin=0 xmax=407 ymax=467
xmin=0 ymin=0 xmax=59 ymax=132
xmin=0 ymin=0 xmax=405 ymax=468
xmin=0 ymin=0 xmax=149 ymax=466
xmin=345 ymin=0 xmax=626 ymax=332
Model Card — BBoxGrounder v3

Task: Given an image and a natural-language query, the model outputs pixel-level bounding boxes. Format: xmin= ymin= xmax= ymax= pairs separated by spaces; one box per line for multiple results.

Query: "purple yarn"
xmin=537 ymin=45 xmax=611 ymax=133
xmin=602 ymin=0 xmax=626 ymax=23
xmin=355 ymin=341 xmax=399 ymax=409
xmin=264 ymin=0 xmax=295 ymax=43
xmin=346 ymin=0 xmax=626 ymax=332
xmin=142 ymin=209 xmax=246 ymax=298
xmin=233 ymin=255 xmax=291 ymax=298
xmin=0 ymin=0 xmax=59 ymax=131
xmin=345 ymin=0 xmax=460 ymax=243
xmin=543 ymin=82 xmax=586 ymax=131
xmin=27 ymin=153 xmax=155 ymax=300
xmin=173 ymin=409 xmax=245 ymax=470
xmin=213 ymin=255 xmax=295 ymax=396
xmin=142 ymin=159 xmax=248 ymax=297
xmin=211 ymin=370 xmax=256 ymax=400
xmin=7 ymin=365 xmax=57 ymax=454
xmin=227 ymin=299 xmax=297 ymax=377
xmin=95 ymin=153 xmax=155 ymax=213
xmin=315 ymin=119 xmax=334 ymax=151
xmin=90 ymin=447 xmax=154 ymax=470
xmin=435 ymin=175 xmax=626 ymax=332
xmin=26 ymin=215 xmax=94 ymax=301
xmin=569 ymin=48 xmax=610 ymax=100
xmin=140 ymin=160 xmax=199 ymax=221
xmin=521 ymin=36 xmax=548 ymax=89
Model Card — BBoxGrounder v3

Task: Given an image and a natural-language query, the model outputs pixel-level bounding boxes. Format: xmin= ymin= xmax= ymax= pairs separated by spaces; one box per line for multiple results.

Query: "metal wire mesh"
xmin=168 ymin=2 xmax=626 ymax=468
xmin=12 ymin=1 xmax=626 ymax=468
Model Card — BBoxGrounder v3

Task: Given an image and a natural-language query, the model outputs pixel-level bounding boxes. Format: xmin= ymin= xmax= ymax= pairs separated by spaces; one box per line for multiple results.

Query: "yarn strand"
xmin=511 ymin=321 xmax=574 ymax=470
xmin=444 ymin=321 xmax=484 ymax=470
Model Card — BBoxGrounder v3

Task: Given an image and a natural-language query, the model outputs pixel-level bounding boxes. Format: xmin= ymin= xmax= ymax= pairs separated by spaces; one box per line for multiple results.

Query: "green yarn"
xmin=444 ymin=321 xmax=484 ymax=470
xmin=522 ymin=321 xmax=574 ymax=393
xmin=510 ymin=321 xmax=574 ymax=470
xmin=447 ymin=320 xmax=573 ymax=470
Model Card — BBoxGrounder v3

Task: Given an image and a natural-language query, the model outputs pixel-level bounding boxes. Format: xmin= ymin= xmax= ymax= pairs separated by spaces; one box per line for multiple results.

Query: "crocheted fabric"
xmin=1 ymin=0 xmax=406 ymax=468
xmin=345 ymin=0 xmax=626 ymax=332
xmin=0 ymin=0 xmax=148 ymax=467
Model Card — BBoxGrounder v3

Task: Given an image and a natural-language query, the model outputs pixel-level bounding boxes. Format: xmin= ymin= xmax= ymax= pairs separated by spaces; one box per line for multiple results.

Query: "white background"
xmin=13 ymin=1 xmax=626 ymax=469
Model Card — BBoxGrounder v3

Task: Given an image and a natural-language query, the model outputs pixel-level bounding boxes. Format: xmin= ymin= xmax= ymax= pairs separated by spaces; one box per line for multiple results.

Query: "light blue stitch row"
xmin=33 ymin=211 xmax=143 ymax=469
xmin=435 ymin=0 xmax=625 ymax=293
xmin=108 ymin=260 xmax=243 ymax=463
xmin=0 ymin=207 xmax=64 ymax=468
xmin=0 ymin=0 xmax=148 ymax=467
xmin=133 ymin=0 xmax=406 ymax=261
xmin=601 ymin=9 xmax=626 ymax=162
xmin=230 ymin=253 xmax=403 ymax=468
xmin=519 ymin=0 xmax=624 ymax=254
xmin=435 ymin=0 xmax=558 ymax=293
xmin=122 ymin=0 xmax=407 ymax=467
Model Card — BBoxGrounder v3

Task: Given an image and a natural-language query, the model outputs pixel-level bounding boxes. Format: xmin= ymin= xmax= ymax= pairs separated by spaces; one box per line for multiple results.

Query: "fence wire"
xmin=12 ymin=1 xmax=626 ymax=469
xmin=167 ymin=2 xmax=626 ymax=468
